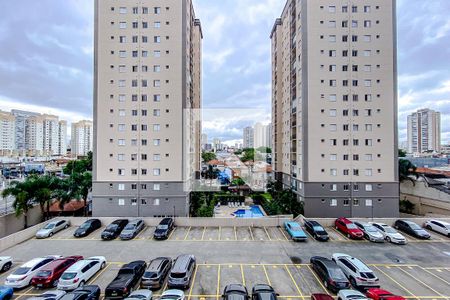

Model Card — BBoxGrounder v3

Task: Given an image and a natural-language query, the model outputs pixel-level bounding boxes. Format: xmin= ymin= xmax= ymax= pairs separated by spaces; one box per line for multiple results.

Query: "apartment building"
xmin=58 ymin=120 xmax=67 ymax=155
xmin=243 ymin=126 xmax=254 ymax=149
xmin=25 ymin=115 xmax=44 ymax=155
xmin=93 ymin=0 xmax=202 ymax=217
xmin=71 ymin=120 xmax=93 ymax=156
xmin=0 ymin=111 xmax=16 ymax=156
xmin=11 ymin=110 xmax=40 ymax=154
xmin=271 ymin=0 xmax=398 ymax=218
xmin=407 ymin=108 xmax=441 ymax=154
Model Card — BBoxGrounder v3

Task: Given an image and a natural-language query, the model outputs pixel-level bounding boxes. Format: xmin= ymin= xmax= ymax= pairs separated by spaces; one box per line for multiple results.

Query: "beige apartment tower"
xmin=93 ymin=0 xmax=202 ymax=217
xmin=407 ymin=108 xmax=441 ymax=154
xmin=271 ymin=0 xmax=398 ymax=217
xmin=71 ymin=120 xmax=93 ymax=156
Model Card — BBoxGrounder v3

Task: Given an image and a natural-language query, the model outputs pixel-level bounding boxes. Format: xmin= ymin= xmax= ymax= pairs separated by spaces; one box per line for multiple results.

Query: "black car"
xmin=304 ymin=220 xmax=329 ymax=241
xmin=141 ymin=257 xmax=172 ymax=289
xmin=222 ymin=284 xmax=249 ymax=300
xmin=74 ymin=219 xmax=102 ymax=238
xmin=394 ymin=220 xmax=431 ymax=239
xmin=154 ymin=218 xmax=175 ymax=240
xmin=101 ymin=219 xmax=129 ymax=240
xmin=60 ymin=285 xmax=101 ymax=300
xmin=105 ymin=261 xmax=147 ymax=299
xmin=252 ymin=284 xmax=278 ymax=300
xmin=310 ymin=256 xmax=350 ymax=293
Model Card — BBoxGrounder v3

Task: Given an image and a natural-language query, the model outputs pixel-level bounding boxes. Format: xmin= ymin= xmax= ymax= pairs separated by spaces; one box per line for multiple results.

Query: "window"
xmin=364 ymin=65 xmax=372 ymax=72
xmin=353 ymin=199 xmax=360 ymax=206
xmin=364 ymin=20 xmax=372 ymax=28
xmin=365 ymin=169 xmax=373 ymax=176
xmin=329 ymin=65 xmax=336 ymax=72
xmin=352 ymin=35 xmax=358 ymax=42
xmin=154 ymin=22 xmax=161 ymax=28
xmin=131 ymin=154 xmax=137 ymax=161
xmin=119 ymin=109 xmax=125 ymax=117
xmin=343 ymin=199 xmax=350 ymax=206
xmin=342 ymin=20 xmax=348 ymax=28
xmin=364 ymin=50 xmax=371 ymax=57
xmin=154 ymin=65 xmax=161 ymax=72
xmin=330 ymin=154 xmax=337 ymax=161
xmin=119 ymin=51 xmax=126 ymax=58
xmin=154 ymin=80 xmax=161 ymax=87
xmin=329 ymin=94 xmax=337 ymax=102
xmin=364 ymin=35 xmax=372 ymax=42
xmin=329 ymin=50 xmax=336 ymax=57
xmin=342 ymin=35 xmax=348 ymax=42
xmin=142 ymin=22 xmax=148 ymax=28
xmin=365 ymin=199 xmax=373 ymax=207
xmin=364 ymin=6 xmax=371 ymax=13
xmin=153 ymin=139 xmax=160 ymax=146
xmin=142 ymin=7 xmax=149 ymax=14
xmin=329 ymin=80 xmax=336 ymax=87
xmin=330 ymin=199 xmax=337 ymax=207
xmin=142 ymin=80 xmax=148 ymax=87
xmin=153 ymin=109 xmax=160 ymax=116
xmin=330 ymin=184 xmax=337 ymax=191
xmin=154 ymin=36 xmax=161 ymax=43
xmin=118 ymin=184 xmax=125 ymax=191
xmin=330 ymin=169 xmax=337 ymax=176
xmin=153 ymin=198 xmax=160 ymax=206
xmin=153 ymin=184 xmax=160 ymax=191
xmin=353 ymin=169 xmax=359 ymax=176
xmin=154 ymin=94 xmax=161 ymax=102
xmin=131 ymin=198 xmax=137 ymax=206
xmin=365 ymin=94 xmax=372 ymax=101
xmin=328 ymin=6 xmax=336 ymax=13
xmin=153 ymin=124 xmax=160 ymax=131
xmin=352 ymin=6 xmax=358 ymax=13
xmin=142 ymin=51 xmax=148 ymax=57
xmin=330 ymin=139 xmax=337 ymax=146
xmin=154 ymin=7 xmax=161 ymax=14
xmin=329 ymin=124 xmax=337 ymax=131
xmin=118 ymin=139 xmax=125 ymax=146
xmin=328 ymin=21 xmax=336 ymax=28
xmin=141 ymin=169 xmax=147 ymax=175
xmin=153 ymin=168 xmax=161 ymax=176
xmin=118 ymin=124 xmax=125 ymax=132
xmin=329 ymin=109 xmax=337 ymax=117
xmin=131 ymin=80 xmax=138 ymax=87
xmin=132 ymin=22 xmax=138 ymax=28
xmin=118 ymin=199 xmax=125 ymax=206
xmin=342 ymin=6 xmax=348 ymax=13
xmin=119 ymin=94 xmax=125 ymax=102
xmin=365 ymin=154 xmax=373 ymax=161
xmin=154 ymin=50 xmax=161 ymax=57
xmin=329 ymin=35 xmax=336 ymax=42
xmin=352 ymin=20 xmax=358 ymax=28
xmin=119 ymin=7 xmax=127 ymax=14
xmin=142 ymin=36 xmax=148 ymax=43
xmin=153 ymin=154 xmax=161 ymax=161
xmin=119 ymin=36 xmax=126 ymax=43
xmin=353 ymin=154 xmax=359 ymax=161
xmin=132 ymin=7 xmax=138 ymax=14
xmin=118 ymin=169 xmax=125 ymax=176
xmin=365 ymin=184 xmax=373 ymax=191
xmin=119 ymin=22 xmax=127 ymax=29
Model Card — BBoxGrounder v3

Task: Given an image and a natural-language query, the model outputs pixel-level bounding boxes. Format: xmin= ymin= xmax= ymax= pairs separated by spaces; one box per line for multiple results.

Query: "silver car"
xmin=354 ymin=222 xmax=384 ymax=243
xmin=36 ymin=220 xmax=70 ymax=239
xmin=125 ymin=290 xmax=153 ymax=300
xmin=120 ymin=219 xmax=145 ymax=240
xmin=27 ymin=290 xmax=66 ymax=300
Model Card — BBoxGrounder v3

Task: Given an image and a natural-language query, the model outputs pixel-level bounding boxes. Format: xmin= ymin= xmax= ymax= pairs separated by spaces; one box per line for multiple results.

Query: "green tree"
xmin=32 ymin=175 xmax=61 ymax=220
xmin=398 ymin=149 xmax=407 ymax=157
xmin=70 ymin=171 xmax=92 ymax=216
xmin=256 ymin=146 xmax=272 ymax=153
xmin=2 ymin=180 xmax=34 ymax=229
xmin=231 ymin=178 xmax=245 ymax=186
xmin=399 ymin=159 xmax=418 ymax=184
xmin=202 ymin=152 xmax=217 ymax=163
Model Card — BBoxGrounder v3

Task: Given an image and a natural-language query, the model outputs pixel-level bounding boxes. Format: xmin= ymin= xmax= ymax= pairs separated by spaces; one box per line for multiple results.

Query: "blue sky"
xmin=0 ymin=0 xmax=449 ymax=144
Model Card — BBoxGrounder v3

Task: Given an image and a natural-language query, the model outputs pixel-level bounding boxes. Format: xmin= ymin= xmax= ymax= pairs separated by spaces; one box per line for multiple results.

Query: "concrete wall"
xmin=0 ymin=218 xmax=53 ymax=252
xmin=0 ymin=206 xmax=42 ymax=238
xmin=400 ymin=180 xmax=450 ymax=216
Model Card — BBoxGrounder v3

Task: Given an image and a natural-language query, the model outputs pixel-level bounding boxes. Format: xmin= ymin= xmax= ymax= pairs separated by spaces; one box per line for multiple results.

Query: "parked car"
xmin=105 ymin=260 xmax=147 ymax=299
xmin=31 ymin=256 xmax=83 ymax=288
xmin=370 ymin=223 xmax=407 ymax=245
xmin=337 ymin=290 xmax=368 ymax=300
xmin=222 ymin=284 xmax=249 ymax=300
xmin=0 ymin=286 xmax=13 ymax=300
xmin=167 ymin=255 xmax=196 ymax=290
xmin=36 ymin=220 xmax=70 ymax=239
xmin=335 ymin=218 xmax=364 ymax=240
xmin=74 ymin=219 xmax=102 ymax=238
xmin=0 ymin=257 xmax=12 ymax=273
xmin=60 ymin=285 xmax=101 ymax=300
xmin=4 ymin=256 xmax=62 ymax=289
xmin=125 ymin=290 xmax=153 ymax=300
xmin=252 ymin=284 xmax=278 ymax=300
xmin=310 ymin=256 xmax=350 ymax=293
xmin=160 ymin=290 xmax=185 ymax=300
xmin=27 ymin=290 xmax=67 ymax=300
xmin=366 ymin=288 xmax=406 ymax=300
xmin=120 ymin=219 xmax=145 ymax=240
xmin=153 ymin=218 xmax=174 ymax=240
xmin=331 ymin=254 xmax=379 ymax=288
xmin=394 ymin=220 xmax=430 ymax=239
xmin=57 ymin=257 xmax=106 ymax=291
xmin=141 ymin=257 xmax=172 ymax=289
xmin=101 ymin=219 xmax=129 ymax=240
xmin=304 ymin=220 xmax=329 ymax=242
xmin=284 ymin=221 xmax=307 ymax=242
xmin=311 ymin=294 xmax=334 ymax=300
xmin=424 ymin=220 xmax=450 ymax=237
xmin=354 ymin=222 xmax=384 ymax=243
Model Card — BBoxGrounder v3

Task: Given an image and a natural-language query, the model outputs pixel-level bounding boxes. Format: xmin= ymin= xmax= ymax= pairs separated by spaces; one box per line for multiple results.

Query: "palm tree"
xmin=399 ymin=159 xmax=418 ymax=185
xmin=33 ymin=175 xmax=61 ymax=220
xmin=2 ymin=180 xmax=34 ymax=229
xmin=70 ymin=171 xmax=92 ymax=216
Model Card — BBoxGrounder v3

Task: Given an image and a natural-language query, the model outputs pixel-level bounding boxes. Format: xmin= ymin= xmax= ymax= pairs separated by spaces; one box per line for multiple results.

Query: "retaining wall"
xmin=0 ymin=206 xmax=42 ymax=238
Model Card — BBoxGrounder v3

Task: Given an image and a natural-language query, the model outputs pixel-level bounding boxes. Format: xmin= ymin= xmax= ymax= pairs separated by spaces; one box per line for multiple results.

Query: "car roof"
xmin=22 ymin=257 xmax=51 ymax=268
xmin=112 ymin=219 xmax=128 ymax=224
xmin=124 ymin=260 xmax=145 ymax=268
xmin=84 ymin=219 xmax=100 ymax=223
xmin=225 ymin=284 xmax=247 ymax=292
xmin=338 ymin=218 xmax=353 ymax=224
xmin=286 ymin=221 xmax=300 ymax=226
xmin=128 ymin=219 xmax=142 ymax=225
xmin=355 ymin=222 xmax=371 ymax=227
xmin=312 ymin=256 xmax=337 ymax=268
xmin=337 ymin=255 xmax=372 ymax=271
xmin=148 ymin=257 xmax=170 ymax=271
xmin=40 ymin=258 xmax=74 ymax=270
xmin=160 ymin=218 xmax=173 ymax=224
xmin=307 ymin=220 xmax=321 ymax=226
xmin=253 ymin=284 xmax=274 ymax=292
xmin=65 ymin=259 xmax=96 ymax=272
xmin=172 ymin=255 xmax=194 ymax=271
xmin=430 ymin=219 xmax=450 ymax=225
xmin=372 ymin=222 xmax=389 ymax=227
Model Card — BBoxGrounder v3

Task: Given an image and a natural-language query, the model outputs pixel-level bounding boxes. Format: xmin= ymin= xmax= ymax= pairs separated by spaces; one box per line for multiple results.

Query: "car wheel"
xmin=49 ymin=232 xmax=53 ymax=237
xmin=2 ymin=262 xmax=12 ymax=272
xmin=323 ymin=280 xmax=328 ymax=289
xmin=53 ymin=280 xmax=58 ymax=287
xmin=347 ymin=233 xmax=351 ymax=239
xmin=386 ymin=236 xmax=391 ymax=243
xmin=426 ymin=225 xmax=432 ymax=230
xmin=65 ymin=224 xmax=69 ymax=229
xmin=350 ymin=277 xmax=357 ymax=287
xmin=101 ymin=262 xmax=106 ymax=269
xmin=79 ymin=280 xmax=85 ymax=287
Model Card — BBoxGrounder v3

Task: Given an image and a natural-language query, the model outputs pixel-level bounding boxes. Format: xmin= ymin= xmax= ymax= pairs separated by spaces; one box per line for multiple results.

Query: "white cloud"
xmin=203 ymin=47 xmax=235 ymax=72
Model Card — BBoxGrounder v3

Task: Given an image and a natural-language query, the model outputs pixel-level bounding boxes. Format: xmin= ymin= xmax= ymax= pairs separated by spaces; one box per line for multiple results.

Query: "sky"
xmin=0 ymin=0 xmax=449 ymax=144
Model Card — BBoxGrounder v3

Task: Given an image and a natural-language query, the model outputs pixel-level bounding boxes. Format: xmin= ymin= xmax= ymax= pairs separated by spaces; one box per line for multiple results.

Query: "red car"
xmin=335 ymin=218 xmax=364 ymax=239
xmin=31 ymin=256 xmax=83 ymax=288
xmin=366 ymin=288 xmax=406 ymax=300
xmin=311 ymin=294 xmax=334 ymax=300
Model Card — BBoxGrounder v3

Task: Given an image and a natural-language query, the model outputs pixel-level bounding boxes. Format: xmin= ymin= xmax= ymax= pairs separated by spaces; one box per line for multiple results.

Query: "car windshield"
xmin=385 ymin=227 xmax=397 ymax=233
xmin=313 ymin=226 xmax=325 ymax=231
xmin=161 ymin=296 xmax=179 ymax=300
xmin=366 ymin=226 xmax=378 ymax=232
xmin=44 ymin=224 xmax=55 ymax=229
xmin=13 ymin=267 xmax=30 ymax=275
xmin=124 ymin=224 xmax=136 ymax=230
xmin=79 ymin=223 xmax=91 ymax=229
xmin=171 ymin=272 xmax=186 ymax=278
xmin=346 ymin=224 xmax=358 ymax=230
xmin=157 ymin=225 xmax=168 ymax=230
xmin=106 ymin=224 xmax=118 ymax=230
xmin=144 ymin=271 xmax=157 ymax=278
xmin=408 ymin=223 xmax=421 ymax=230
xmin=347 ymin=296 xmax=366 ymax=300
xmin=329 ymin=268 xmax=347 ymax=280
xmin=129 ymin=295 xmax=147 ymax=299
xmin=36 ymin=270 xmax=52 ymax=277
xmin=61 ymin=272 xmax=77 ymax=280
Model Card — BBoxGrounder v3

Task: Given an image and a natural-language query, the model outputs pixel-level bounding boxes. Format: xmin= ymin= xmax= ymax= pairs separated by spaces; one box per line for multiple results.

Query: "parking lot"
xmin=44 ymin=225 xmax=450 ymax=244
xmin=1 ymin=225 xmax=450 ymax=300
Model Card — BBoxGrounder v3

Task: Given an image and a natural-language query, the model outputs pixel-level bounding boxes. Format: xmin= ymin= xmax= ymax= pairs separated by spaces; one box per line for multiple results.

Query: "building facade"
xmin=407 ymin=108 xmax=441 ymax=154
xmin=243 ymin=126 xmax=254 ymax=149
xmin=271 ymin=0 xmax=399 ymax=217
xmin=71 ymin=120 xmax=94 ymax=156
xmin=25 ymin=115 xmax=44 ymax=156
xmin=0 ymin=111 xmax=16 ymax=155
xmin=11 ymin=110 xmax=40 ymax=154
xmin=93 ymin=0 xmax=202 ymax=217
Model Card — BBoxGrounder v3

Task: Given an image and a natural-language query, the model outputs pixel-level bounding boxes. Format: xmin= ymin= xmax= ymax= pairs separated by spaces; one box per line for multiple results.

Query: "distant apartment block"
xmin=271 ymin=0 xmax=399 ymax=218
xmin=71 ymin=120 xmax=93 ymax=156
xmin=11 ymin=109 xmax=40 ymax=154
xmin=407 ymin=108 xmax=441 ymax=154
xmin=93 ymin=0 xmax=202 ymax=217
xmin=0 ymin=110 xmax=16 ymax=155
xmin=243 ymin=126 xmax=254 ymax=149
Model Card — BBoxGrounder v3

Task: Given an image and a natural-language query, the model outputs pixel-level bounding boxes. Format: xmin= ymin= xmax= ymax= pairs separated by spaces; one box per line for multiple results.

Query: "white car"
xmin=424 ymin=220 xmax=450 ymax=237
xmin=57 ymin=256 xmax=106 ymax=291
xmin=332 ymin=253 xmax=379 ymax=288
xmin=27 ymin=290 xmax=66 ymax=300
xmin=370 ymin=222 xmax=407 ymax=245
xmin=0 ymin=256 xmax=13 ymax=272
xmin=4 ymin=256 xmax=62 ymax=288
xmin=125 ymin=290 xmax=153 ymax=300
xmin=160 ymin=290 xmax=185 ymax=300
xmin=354 ymin=222 xmax=384 ymax=243
xmin=36 ymin=220 xmax=70 ymax=239
xmin=337 ymin=289 xmax=369 ymax=300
